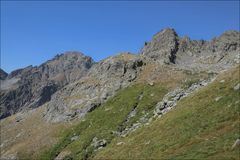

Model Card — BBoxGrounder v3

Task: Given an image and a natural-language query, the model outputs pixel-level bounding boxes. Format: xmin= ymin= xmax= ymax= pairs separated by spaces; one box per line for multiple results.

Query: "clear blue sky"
xmin=1 ymin=1 xmax=239 ymax=73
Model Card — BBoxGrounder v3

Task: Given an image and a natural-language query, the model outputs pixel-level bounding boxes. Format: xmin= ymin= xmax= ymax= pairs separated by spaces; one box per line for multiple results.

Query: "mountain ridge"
xmin=0 ymin=28 xmax=239 ymax=120
xmin=1 ymin=28 xmax=239 ymax=74
xmin=0 ymin=51 xmax=94 ymax=119
xmin=0 ymin=28 xmax=239 ymax=160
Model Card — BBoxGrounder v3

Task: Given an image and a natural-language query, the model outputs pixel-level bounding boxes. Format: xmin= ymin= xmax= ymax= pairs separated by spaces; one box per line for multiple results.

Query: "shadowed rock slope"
xmin=0 ymin=52 xmax=94 ymax=119
xmin=0 ymin=69 xmax=8 ymax=80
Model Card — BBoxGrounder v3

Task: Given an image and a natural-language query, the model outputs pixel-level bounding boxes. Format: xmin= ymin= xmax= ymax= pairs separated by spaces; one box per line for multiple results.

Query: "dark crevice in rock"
xmin=87 ymin=103 xmax=101 ymax=113
xmin=37 ymin=83 xmax=58 ymax=107
xmin=169 ymin=38 xmax=179 ymax=64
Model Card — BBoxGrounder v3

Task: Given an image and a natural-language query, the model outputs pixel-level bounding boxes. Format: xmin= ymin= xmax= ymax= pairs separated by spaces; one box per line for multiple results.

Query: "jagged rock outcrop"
xmin=44 ymin=53 xmax=146 ymax=122
xmin=153 ymin=78 xmax=215 ymax=117
xmin=207 ymin=30 xmax=240 ymax=53
xmin=0 ymin=52 xmax=94 ymax=119
xmin=175 ymin=30 xmax=240 ymax=71
xmin=141 ymin=28 xmax=179 ymax=64
xmin=0 ymin=69 xmax=8 ymax=80
xmin=141 ymin=28 xmax=240 ymax=72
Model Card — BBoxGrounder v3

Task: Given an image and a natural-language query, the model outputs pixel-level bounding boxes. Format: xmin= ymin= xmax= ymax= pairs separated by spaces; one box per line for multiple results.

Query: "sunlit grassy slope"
xmin=94 ymin=66 xmax=240 ymax=159
xmin=2 ymin=64 xmax=207 ymax=160
xmin=40 ymin=83 xmax=168 ymax=159
xmin=39 ymin=66 xmax=239 ymax=160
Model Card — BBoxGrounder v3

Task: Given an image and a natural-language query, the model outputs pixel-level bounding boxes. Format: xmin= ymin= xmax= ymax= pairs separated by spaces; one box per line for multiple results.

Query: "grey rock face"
xmin=207 ymin=30 xmax=240 ymax=52
xmin=141 ymin=28 xmax=240 ymax=72
xmin=176 ymin=30 xmax=240 ymax=72
xmin=141 ymin=28 xmax=179 ymax=64
xmin=0 ymin=69 xmax=8 ymax=80
xmin=45 ymin=53 xmax=145 ymax=122
xmin=0 ymin=52 xmax=94 ymax=119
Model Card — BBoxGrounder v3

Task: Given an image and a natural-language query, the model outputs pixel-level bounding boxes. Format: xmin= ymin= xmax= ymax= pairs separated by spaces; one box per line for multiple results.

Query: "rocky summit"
xmin=141 ymin=28 xmax=179 ymax=63
xmin=0 ymin=28 xmax=239 ymax=160
xmin=0 ymin=52 xmax=94 ymax=119
xmin=141 ymin=28 xmax=240 ymax=71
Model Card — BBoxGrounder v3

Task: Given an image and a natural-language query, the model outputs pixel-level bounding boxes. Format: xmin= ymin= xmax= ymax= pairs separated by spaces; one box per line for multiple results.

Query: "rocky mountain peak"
xmin=140 ymin=28 xmax=239 ymax=71
xmin=218 ymin=30 xmax=239 ymax=40
xmin=0 ymin=51 xmax=94 ymax=119
xmin=51 ymin=51 xmax=89 ymax=61
xmin=152 ymin=28 xmax=178 ymax=40
xmin=208 ymin=30 xmax=240 ymax=52
xmin=141 ymin=28 xmax=179 ymax=64
xmin=174 ymin=30 xmax=240 ymax=71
